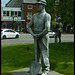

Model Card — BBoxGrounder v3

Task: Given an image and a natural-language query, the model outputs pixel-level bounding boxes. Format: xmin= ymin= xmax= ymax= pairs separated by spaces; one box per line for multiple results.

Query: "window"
xmin=3 ymin=11 xmax=7 ymax=16
xmin=7 ymin=11 xmax=9 ymax=16
xmin=3 ymin=11 xmax=9 ymax=16
xmin=9 ymin=30 xmax=15 ymax=33
xmin=18 ymin=11 xmax=21 ymax=16
xmin=27 ymin=12 xmax=32 ymax=20
xmin=28 ymin=5 xmax=33 ymax=9
xmin=14 ymin=11 xmax=17 ymax=16
xmin=11 ymin=11 xmax=14 ymax=16
xmin=4 ymin=30 xmax=9 ymax=32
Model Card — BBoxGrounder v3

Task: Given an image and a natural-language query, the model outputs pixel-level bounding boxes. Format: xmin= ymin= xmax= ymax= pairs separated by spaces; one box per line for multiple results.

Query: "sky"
xmin=1 ymin=0 xmax=10 ymax=7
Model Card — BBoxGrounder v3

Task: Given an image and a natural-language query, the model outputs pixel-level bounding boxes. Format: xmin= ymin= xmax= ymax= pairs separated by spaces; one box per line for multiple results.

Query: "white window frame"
xmin=27 ymin=5 xmax=33 ymax=9
xmin=27 ymin=12 xmax=32 ymax=20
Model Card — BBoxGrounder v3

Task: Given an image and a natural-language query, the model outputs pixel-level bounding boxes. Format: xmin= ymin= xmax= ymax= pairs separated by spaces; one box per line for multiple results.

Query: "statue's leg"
xmin=55 ymin=32 xmax=57 ymax=43
xmin=59 ymin=32 xmax=61 ymax=43
xmin=37 ymin=41 xmax=41 ymax=64
xmin=38 ymin=36 xmax=50 ymax=73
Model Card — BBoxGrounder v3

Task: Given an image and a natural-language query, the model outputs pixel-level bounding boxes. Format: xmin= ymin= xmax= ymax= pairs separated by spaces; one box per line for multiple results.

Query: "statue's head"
xmin=36 ymin=0 xmax=46 ymax=12
xmin=36 ymin=0 xmax=46 ymax=5
xmin=57 ymin=17 xmax=61 ymax=22
xmin=56 ymin=16 xmax=61 ymax=22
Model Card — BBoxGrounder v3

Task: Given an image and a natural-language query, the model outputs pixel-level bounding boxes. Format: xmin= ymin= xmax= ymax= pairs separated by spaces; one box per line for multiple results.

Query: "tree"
xmin=46 ymin=0 xmax=74 ymax=31
xmin=46 ymin=0 xmax=56 ymax=20
xmin=58 ymin=0 xmax=74 ymax=30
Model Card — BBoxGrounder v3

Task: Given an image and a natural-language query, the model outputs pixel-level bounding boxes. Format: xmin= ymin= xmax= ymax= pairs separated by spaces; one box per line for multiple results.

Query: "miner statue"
xmin=27 ymin=0 xmax=51 ymax=75
xmin=54 ymin=16 xmax=63 ymax=43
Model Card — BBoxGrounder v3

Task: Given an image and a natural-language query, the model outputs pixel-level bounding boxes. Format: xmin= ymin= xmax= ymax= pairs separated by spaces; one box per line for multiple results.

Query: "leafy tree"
xmin=46 ymin=0 xmax=56 ymax=20
xmin=46 ymin=0 xmax=74 ymax=31
xmin=58 ymin=0 xmax=74 ymax=30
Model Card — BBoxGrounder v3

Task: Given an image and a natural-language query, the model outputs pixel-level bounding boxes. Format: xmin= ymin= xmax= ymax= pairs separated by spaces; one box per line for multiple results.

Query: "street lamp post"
xmin=12 ymin=16 xmax=14 ymax=29
xmin=12 ymin=15 xmax=17 ymax=30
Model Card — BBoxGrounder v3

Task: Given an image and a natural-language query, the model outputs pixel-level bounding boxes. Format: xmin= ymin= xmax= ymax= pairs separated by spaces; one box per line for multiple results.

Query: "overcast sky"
xmin=1 ymin=0 xmax=10 ymax=7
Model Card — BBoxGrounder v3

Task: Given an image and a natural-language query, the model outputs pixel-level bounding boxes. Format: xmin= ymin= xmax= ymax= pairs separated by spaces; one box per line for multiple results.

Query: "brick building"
xmin=1 ymin=0 xmax=37 ymax=32
xmin=1 ymin=0 xmax=59 ymax=32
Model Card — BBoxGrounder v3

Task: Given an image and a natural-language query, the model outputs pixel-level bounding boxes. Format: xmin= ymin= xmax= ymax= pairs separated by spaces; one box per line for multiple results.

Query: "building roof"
xmin=6 ymin=0 xmax=37 ymax=7
xmin=23 ymin=0 xmax=37 ymax=4
xmin=6 ymin=0 xmax=23 ymax=7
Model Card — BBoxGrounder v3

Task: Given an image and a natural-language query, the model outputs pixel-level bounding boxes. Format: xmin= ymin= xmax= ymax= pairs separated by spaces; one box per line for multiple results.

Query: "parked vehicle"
xmin=1 ymin=29 xmax=20 ymax=39
xmin=48 ymin=30 xmax=56 ymax=38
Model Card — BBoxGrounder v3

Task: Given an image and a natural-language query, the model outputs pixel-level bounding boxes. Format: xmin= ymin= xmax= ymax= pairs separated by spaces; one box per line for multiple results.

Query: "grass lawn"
xmin=1 ymin=42 xmax=74 ymax=75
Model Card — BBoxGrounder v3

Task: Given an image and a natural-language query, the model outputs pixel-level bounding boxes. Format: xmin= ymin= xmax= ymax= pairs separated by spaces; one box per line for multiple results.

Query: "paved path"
xmin=8 ymin=67 xmax=65 ymax=75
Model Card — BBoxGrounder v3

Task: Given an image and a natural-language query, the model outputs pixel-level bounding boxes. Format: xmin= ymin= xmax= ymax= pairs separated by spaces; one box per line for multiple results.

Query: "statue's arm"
xmin=38 ymin=14 xmax=51 ymax=37
xmin=27 ymin=17 xmax=34 ymax=36
xmin=60 ymin=23 xmax=63 ymax=28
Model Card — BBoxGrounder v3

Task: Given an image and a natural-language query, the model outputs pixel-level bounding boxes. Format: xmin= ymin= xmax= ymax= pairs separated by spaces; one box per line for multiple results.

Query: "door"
xmin=9 ymin=30 xmax=16 ymax=38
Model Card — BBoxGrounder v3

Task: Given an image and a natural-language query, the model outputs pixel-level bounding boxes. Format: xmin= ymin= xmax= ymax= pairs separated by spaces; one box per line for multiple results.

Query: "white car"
xmin=1 ymin=29 xmax=20 ymax=39
xmin=48 ymin=31 xmax=56 ymax=38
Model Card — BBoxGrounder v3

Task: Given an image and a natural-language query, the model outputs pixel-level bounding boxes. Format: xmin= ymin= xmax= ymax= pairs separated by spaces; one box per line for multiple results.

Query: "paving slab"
xmin=8 ymin=67 xmax=65 ymax=75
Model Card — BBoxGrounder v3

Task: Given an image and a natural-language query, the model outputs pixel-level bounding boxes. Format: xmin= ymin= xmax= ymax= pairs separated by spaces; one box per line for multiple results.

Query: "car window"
xmin=4 ymin=30 xmax=10 ymax=32
xmin=50 ymin=31 xmax=53 ymax=32
xmin=9 ymin=30 xmax=15 ymax=33
xmin=1 ymin=30 xmax=3 ymax=32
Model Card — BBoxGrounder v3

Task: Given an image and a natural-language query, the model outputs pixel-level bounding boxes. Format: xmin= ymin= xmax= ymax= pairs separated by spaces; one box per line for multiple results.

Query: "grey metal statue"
xmin=54 ymin=17 xmax=63 ymax=43
xmin=27 ymin=0 xmax=51 ymax=75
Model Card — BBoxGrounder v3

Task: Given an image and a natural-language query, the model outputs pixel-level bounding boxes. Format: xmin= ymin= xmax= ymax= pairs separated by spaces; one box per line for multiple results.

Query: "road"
xmin=1 ymin=33 xmax=74 ymax=45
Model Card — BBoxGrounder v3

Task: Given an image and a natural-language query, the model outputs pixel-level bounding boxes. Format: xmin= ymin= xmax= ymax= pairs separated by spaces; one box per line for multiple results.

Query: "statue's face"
xmin=36 ymin=4 xmax=45 ymax=12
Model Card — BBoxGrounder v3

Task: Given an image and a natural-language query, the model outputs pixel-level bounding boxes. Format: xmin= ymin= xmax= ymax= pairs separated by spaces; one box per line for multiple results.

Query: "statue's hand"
xmin=33 ymin=34 xmax=39 ymax=39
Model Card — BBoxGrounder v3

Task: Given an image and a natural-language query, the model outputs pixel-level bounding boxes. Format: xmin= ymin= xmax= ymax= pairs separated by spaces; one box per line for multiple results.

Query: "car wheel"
xmin=3 ymin=35 xmax=6 ymax=39
xmin=15 ymin=35 xmax=19 ymax=38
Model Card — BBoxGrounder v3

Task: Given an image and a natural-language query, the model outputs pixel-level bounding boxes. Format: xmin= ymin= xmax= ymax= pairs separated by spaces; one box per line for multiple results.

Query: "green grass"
xmin=1 ymin=73 xmax=12 ymax=75
xmin=52 ymin=21 xmax=57 ymax=25
xmin=49 ymin=42 xmax=74 ymax=75
xmin=1 ymin=42 xmax=74 ymax=75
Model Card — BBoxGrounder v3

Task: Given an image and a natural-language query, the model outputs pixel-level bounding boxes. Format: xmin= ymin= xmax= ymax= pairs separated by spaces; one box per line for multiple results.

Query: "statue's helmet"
xmin=36 ymin=0 xmax=46 ymax=5
xmin=58 ymin=17 xmax=61 ymax=20
xmin=56 ymin=17 xmax=61 ymax=22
